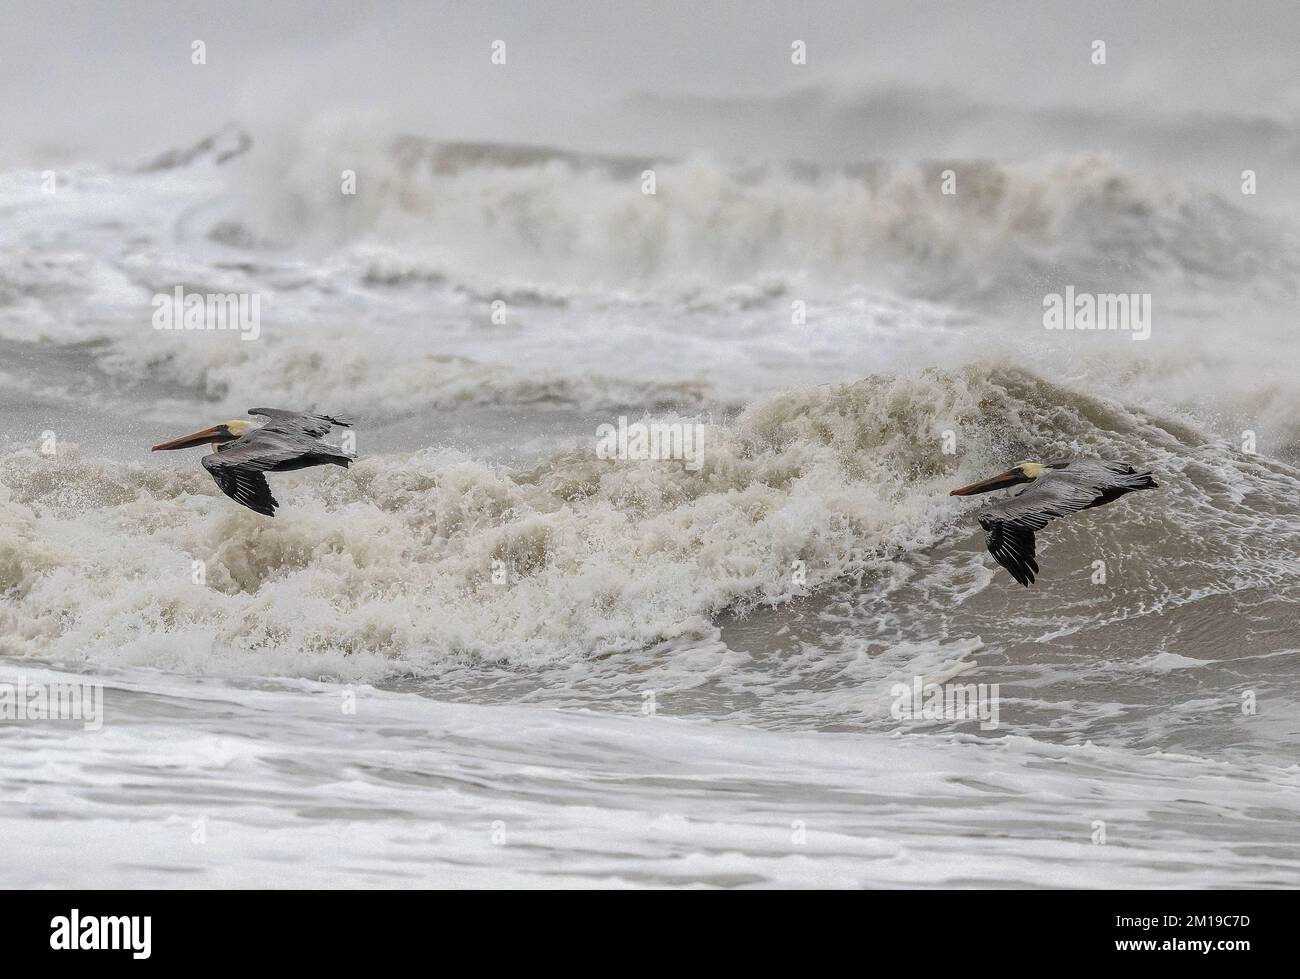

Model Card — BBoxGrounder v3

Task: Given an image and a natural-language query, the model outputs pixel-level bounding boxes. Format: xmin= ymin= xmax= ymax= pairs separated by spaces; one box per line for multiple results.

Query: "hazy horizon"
xmin=5 ymin=0 xmax=1299 ymax=165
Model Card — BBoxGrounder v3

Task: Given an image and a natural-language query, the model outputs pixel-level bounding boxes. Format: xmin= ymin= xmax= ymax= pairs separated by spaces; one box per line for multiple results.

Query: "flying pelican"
xmin=152 ymin=408 xmax=354 ymax=516
xmin=949 ymin=460 xmax=1157 ymax=586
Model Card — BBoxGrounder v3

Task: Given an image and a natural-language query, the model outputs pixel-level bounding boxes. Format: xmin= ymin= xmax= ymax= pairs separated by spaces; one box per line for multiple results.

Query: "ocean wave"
xmin=4 ymin=366 xmax=1285 ymax=681
xmin=226 ymin=118 xmax=1299 ymax=302
xmin=98 ymin=333 xmax=708 ymax=415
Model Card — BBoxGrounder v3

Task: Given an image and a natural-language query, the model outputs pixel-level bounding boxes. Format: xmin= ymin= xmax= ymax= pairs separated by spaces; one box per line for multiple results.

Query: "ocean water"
xmin=3 ymin=102 xmax=1300 ymax=887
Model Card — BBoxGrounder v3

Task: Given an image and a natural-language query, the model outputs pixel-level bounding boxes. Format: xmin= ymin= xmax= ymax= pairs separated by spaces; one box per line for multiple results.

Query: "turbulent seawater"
xmin=3 ymin=120 xmax=1300 ymax=887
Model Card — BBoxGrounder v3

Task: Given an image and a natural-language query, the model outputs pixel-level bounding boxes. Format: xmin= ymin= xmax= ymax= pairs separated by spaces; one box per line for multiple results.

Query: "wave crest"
xmin=227 ymin=118 xmax=1298 ymax=302
xmin=1 ymin=366 xmax=1222 ymax=679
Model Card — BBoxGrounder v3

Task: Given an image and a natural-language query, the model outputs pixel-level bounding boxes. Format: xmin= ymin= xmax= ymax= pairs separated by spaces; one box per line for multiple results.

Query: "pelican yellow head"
xmin=1014 ymin=461 xmax=1046 ymax=479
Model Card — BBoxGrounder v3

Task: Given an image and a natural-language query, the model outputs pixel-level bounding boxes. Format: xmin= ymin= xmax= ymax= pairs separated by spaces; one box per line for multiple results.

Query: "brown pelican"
xmin=152 ymin=408 xmax=354 ymax=516
xmin=950 ymin=460 xmax=1157 ymax=586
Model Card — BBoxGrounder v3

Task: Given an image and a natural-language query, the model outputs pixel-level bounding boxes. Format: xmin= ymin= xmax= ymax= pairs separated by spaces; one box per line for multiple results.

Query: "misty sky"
xmin=3 ymin=0 xmax=1298 ymax=161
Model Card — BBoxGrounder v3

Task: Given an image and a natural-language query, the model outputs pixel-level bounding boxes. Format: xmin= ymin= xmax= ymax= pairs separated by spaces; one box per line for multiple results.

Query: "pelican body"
xmin=152 ymin=408 xmax=354 ymax=516
xmin=950 ymin=459 xmax=1157 ymax=586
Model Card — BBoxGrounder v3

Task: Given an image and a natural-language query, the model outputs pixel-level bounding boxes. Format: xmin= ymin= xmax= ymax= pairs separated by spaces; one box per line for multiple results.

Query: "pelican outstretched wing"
xmin=201 ymin=453 xmax=279 ymax=516
xmin=980 ymin=518 xmax=1041 ymax=587
xmin=248 ymin=408 xmax=354 ymax=440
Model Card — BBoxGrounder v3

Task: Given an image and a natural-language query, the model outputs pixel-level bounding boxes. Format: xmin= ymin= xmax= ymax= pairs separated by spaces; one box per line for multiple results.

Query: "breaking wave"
xmin=226 ymin=119 xmax=1299 ymax=303
xmin=5 ymin=366 xmax=1293 ymax=683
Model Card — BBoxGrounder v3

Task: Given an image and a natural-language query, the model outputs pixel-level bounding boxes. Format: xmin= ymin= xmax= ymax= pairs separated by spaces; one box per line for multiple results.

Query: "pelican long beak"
xmin=151 ymin=425 xmax=227 ymax=451
xmin=950 ymin=468 xmax=1028 ymax=496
